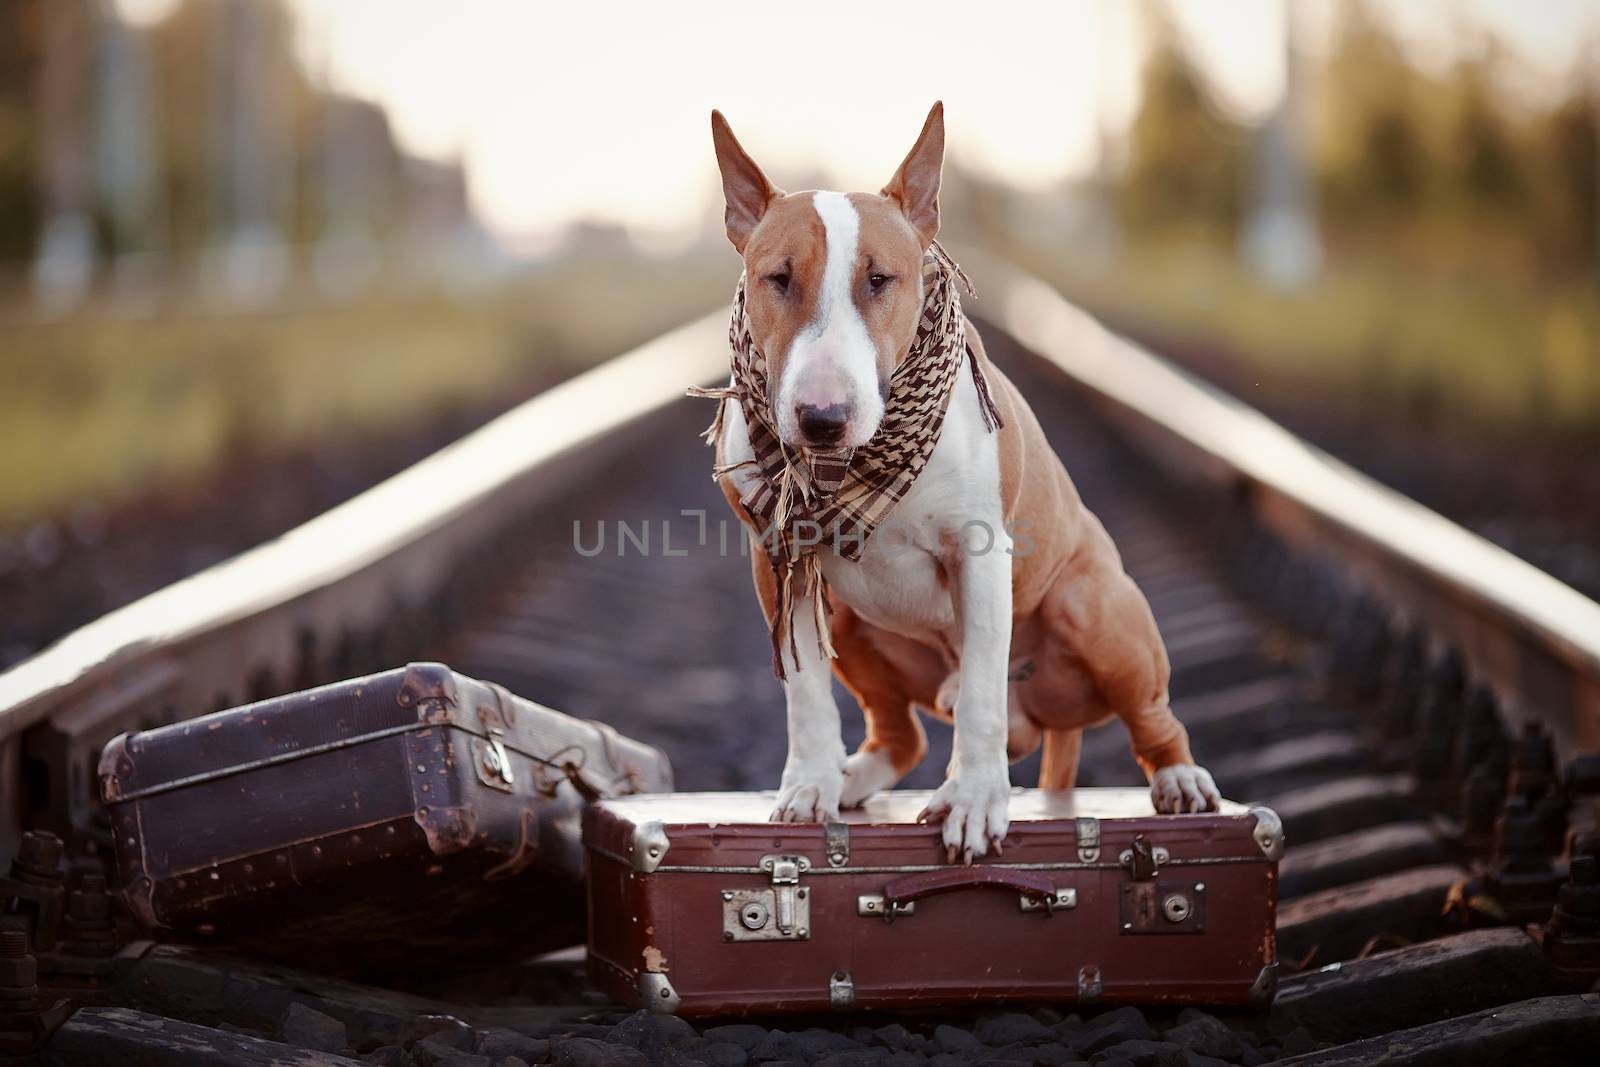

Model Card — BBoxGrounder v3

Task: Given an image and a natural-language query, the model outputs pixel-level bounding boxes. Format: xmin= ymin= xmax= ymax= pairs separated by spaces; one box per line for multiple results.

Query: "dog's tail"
xmin=1038 ymin=728 xmax=1083 ymax=791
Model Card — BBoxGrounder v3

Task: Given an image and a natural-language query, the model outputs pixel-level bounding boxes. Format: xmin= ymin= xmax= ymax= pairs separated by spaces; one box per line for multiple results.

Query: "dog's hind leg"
xmin=832 ymin=610 xmax=931 ymax=808
xmin=1040 ymin=563 xmax=1221 ymax=812
xmin=940 ymin=670 xmax=1044 ymax=764
xmin=841 ymin=703 xmax=922 ymax=808
xmin=1038 ymin=727 xmax=1083 ymax=791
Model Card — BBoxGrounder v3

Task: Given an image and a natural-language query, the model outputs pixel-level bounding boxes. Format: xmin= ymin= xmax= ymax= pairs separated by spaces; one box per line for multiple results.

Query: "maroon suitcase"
xmin=100 ymin=662 xmax=673 ymax=970
xmin=583 ymin=789 xmax=1280 ymax=1016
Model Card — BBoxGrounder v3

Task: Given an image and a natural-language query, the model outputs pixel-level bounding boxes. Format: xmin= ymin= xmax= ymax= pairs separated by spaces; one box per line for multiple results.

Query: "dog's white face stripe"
xmin=809 ymin=190 xmax=860 ymax=342
xmin=774 ymin=191 xmax=887 ymax=447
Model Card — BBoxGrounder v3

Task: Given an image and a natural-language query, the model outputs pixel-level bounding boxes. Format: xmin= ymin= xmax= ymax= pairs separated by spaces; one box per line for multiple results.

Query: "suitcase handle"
xmin=882 ymin=866 xmax=1058 ymax=906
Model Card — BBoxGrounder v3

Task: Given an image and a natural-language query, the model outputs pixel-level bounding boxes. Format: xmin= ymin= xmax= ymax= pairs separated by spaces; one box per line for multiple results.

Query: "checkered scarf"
xmin=689 ymin=242 xmax=1002 ymax=678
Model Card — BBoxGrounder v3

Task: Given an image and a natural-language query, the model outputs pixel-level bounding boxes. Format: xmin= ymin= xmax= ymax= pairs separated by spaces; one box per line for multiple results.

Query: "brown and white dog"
xmin=709 ymin=103 xmax=1220 ymax=861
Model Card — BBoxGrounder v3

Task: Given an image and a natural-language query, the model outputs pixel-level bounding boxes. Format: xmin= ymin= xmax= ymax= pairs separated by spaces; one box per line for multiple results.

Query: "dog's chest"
xmin=820 ymin=519 xmax=954 ymax=640
xmin=818 ymin=462 xmax=962 ymax=639
xmin=717 ymin=358 xmax=1005 ymax=645
xmin=821 ymin=369 xmax=1005 ymax=641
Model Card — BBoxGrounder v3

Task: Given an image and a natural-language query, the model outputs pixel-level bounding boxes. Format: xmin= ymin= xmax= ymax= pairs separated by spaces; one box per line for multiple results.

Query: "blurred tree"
xmin=206 ymin=0 xmax=298 ymax=301
xmin=1447 ymin=45 xmax=1524 ymax=217
xmin=309 ymin=95 xmax=402 ymax=293
xmin=149 ymin=0 xmax=212 ymax=263
xmin=96 ymin=5 xmax=164 ymax=261
xmin=34 ymin=0 xmax=97 ymax=307
xmin=133 ymin=1 xmax=414 ymax=285
xmin=1317 ymin=0 xmax=1430 ymax=225
xmin=0 ymin=0 xmax=43 ymax=265
xmin=1535 ymin=85 xmax=1598 ymax=277
xmin=1118 ymin=0 xmax=1244 ymax=237
xmin=940 ymin=160 xmax=1018 ymax=249
xmin=0 ymin=0 xmax=479 ymax=310
xmin=1242 ymin=2 xmax=1322 ymax=290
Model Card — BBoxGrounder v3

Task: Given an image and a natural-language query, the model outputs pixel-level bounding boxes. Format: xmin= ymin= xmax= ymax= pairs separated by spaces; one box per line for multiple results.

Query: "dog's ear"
xmin=711 ymin=110 xmax=779 ymax=254
xmin=882 ymin=101 xmax=944 ymax=247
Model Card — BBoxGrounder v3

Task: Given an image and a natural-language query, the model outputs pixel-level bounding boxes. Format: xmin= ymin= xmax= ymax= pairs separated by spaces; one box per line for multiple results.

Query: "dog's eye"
xmin=868 ymin=273 xmax=891 ymax=293
xmin=765 ymin=271 xmax=790 ymax=292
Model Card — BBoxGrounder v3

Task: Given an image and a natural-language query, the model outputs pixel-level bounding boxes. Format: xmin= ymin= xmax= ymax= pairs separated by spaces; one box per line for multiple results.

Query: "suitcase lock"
xmin=721 ymin=855 xmax=812 ymax=943
xmin=1121 ymin=880 xmax=1208 ymax=934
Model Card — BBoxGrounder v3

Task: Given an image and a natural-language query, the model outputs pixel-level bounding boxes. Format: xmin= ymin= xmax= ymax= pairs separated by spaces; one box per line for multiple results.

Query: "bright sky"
xmin=128 ymin=0 xmax=1600 ymax=247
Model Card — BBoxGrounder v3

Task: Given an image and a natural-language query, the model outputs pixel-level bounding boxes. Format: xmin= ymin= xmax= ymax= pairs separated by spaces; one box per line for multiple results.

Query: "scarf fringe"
xmin=930 ymin=240 xmax=975 ymax=298
xmin=967 ymin=343 xmax=1005 ymax=434
xmin=686 ymin=384 xmax=737 ymax=445
xmin=810 ymin=555 xmax=837 ymax=660
xmin=765 ymin=457 xmax=839 ymax=678
xmin=710 ymin=458 xmax=759 ymax=479
xmin=768 ymin=551 xmax=836 ymax=680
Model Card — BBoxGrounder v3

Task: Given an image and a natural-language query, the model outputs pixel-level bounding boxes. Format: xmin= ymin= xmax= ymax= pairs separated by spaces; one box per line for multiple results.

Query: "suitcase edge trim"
xmin=1250 ymin=806 xmax=1285 ymax=860
xmin=584 ymin=802 xmax=1285 ymax=877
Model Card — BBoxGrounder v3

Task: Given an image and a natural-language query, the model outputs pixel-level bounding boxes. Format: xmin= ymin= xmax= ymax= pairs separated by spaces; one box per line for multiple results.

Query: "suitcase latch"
xmin=856 ymin=894 xmax=916 ymax=921
xmin=1119 ymin=834 xmax=1169 ymax=880
xmin=721 ymin=856 xmax=812 ymax=943
xmin=1018 ymin=888 xmax=1079 ymax=914
xmin=474 ymin=733 xmax=516 ymax=793
xmin=825 ymin=821 xmax=850 ymax=867
xmin=1076 ymin=817 xmax=1101 ymax=862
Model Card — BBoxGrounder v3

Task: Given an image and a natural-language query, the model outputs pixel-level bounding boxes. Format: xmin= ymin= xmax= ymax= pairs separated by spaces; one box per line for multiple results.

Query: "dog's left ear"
xmin=882 ymin=101 xmax=944 ymax=247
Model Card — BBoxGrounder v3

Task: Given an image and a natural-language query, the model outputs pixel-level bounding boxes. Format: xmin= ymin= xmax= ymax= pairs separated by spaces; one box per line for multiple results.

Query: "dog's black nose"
xmin=795 ymin=402 xmax=852 ymax=446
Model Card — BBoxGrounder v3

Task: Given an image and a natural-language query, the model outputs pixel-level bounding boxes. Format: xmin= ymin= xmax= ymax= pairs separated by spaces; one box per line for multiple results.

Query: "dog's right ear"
xmin=711 ymin=110 xmax=779 ymax=254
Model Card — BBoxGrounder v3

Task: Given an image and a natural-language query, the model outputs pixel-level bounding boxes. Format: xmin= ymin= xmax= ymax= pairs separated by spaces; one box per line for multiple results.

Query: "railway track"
xmin=1 ymin=254 xmax=1598 ymax=1064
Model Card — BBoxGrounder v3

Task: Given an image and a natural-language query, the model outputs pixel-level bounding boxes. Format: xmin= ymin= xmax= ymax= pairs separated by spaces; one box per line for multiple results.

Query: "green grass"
xmin=15 ymin=234 xmax=1589 ymax=532
xmin=1005 ymin=237 xmax=1600 ymax=433
xmin=0 ymin=252 xmax=731 ymax=528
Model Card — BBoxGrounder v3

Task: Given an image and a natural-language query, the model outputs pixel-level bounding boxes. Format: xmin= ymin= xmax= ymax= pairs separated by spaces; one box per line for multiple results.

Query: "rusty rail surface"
xmin=963 ymin=251 xmax=1600 ymax=759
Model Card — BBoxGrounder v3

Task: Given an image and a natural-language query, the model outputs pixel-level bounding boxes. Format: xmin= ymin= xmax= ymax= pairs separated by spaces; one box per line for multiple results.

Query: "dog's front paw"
xmin=1151 ymin=763 xmax=1221 ymax=813
xmin=771 ymin=761 xmax=844 ymax=823
xmin=919 ymin=767 xmax=1011 ymax=862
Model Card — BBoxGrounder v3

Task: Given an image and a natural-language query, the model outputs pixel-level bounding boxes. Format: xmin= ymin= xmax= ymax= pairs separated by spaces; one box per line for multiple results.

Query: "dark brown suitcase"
xmin=584 ymin=789 xmax=1280 ymax=1017
xmin=100 ymin=662 xmax=672 ymax=969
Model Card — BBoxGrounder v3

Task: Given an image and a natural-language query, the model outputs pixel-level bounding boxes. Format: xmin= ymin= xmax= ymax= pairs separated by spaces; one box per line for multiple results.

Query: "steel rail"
xmin=0 ymin=312 xmax=728 ymax=737
xmin=963 ymin=251 xmax=1600 ymax=755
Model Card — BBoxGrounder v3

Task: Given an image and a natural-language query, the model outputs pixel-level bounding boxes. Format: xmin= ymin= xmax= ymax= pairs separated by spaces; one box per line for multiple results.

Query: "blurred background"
xmin=1 ymin=0 xmax=1597 ymax=667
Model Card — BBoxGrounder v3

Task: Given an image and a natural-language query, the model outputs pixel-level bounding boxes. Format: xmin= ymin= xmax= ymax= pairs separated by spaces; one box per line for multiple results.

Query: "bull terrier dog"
xmin=703 ymin=102 xmax=1220 ymax=861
